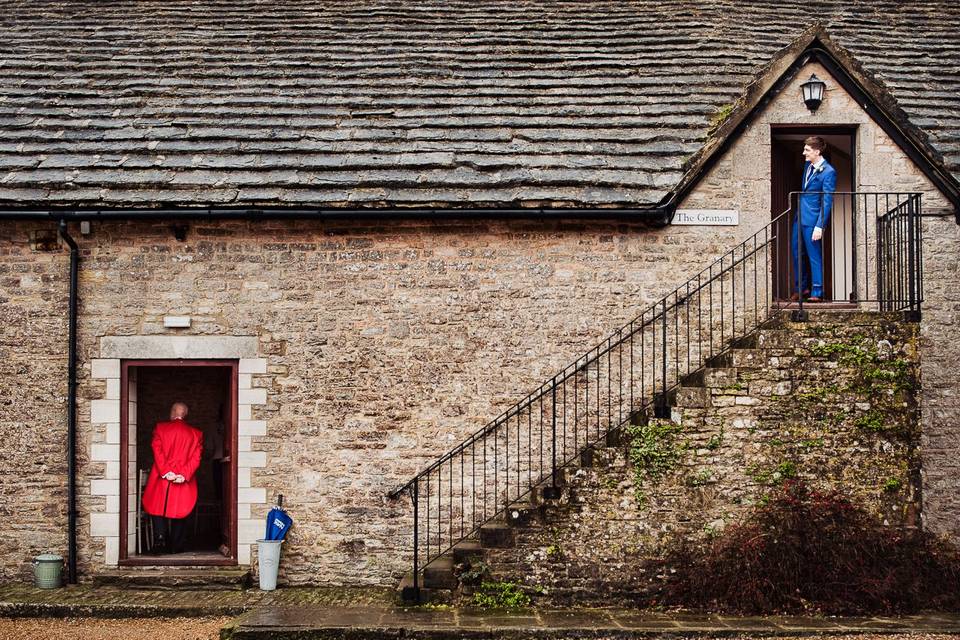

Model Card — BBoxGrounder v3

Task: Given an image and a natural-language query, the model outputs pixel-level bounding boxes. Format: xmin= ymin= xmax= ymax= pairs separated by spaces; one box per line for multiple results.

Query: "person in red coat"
xmin=142 ymin=402 xmax=203 ymax=554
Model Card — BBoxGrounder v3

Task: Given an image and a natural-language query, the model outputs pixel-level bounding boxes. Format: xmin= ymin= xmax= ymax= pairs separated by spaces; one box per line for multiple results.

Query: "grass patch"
xmin=471 ymin=581 xmax=532 ymax=610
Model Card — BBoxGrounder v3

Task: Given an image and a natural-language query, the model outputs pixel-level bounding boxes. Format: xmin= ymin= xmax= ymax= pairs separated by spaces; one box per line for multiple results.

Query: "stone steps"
xmin=93 ymin=566 xmax=251 ymax=590
xmin=399 ymin=309 xmax=920 ymax=604
xmin=402 ymin=424 xmax=633 ymax=602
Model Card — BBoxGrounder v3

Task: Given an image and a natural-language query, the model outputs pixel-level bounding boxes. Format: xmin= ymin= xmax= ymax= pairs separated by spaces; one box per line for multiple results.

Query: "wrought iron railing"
xmin=388 ymin=192 xmax=923 ymax=597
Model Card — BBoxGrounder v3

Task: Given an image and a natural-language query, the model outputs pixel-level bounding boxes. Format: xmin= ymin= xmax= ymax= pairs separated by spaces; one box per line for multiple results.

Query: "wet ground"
xmin=2 ymin=585 xmax=960 ymax=639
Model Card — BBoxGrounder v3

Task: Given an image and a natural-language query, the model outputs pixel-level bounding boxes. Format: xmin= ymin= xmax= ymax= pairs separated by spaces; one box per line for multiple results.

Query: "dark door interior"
xmin=123 ymin=362 xmax=236 ymax=563
xmin=771 ymin=128 xmax=855 ymax=302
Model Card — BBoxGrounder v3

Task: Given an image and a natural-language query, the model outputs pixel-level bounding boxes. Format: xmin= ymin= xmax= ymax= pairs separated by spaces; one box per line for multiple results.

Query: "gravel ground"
xmin=0 ymin=617 xmax=231 ymax=640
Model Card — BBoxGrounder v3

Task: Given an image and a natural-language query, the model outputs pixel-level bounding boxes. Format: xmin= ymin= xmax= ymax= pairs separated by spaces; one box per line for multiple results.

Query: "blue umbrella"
xmin=265 ymin=494 xmax=293 ymax=541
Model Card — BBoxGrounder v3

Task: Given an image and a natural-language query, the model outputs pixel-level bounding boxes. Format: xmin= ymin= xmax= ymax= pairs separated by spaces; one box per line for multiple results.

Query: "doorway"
xmin=119 ymin=360 xmax=237 ymax=565
xmin=771 ymin=127 xmax=856 ymax=302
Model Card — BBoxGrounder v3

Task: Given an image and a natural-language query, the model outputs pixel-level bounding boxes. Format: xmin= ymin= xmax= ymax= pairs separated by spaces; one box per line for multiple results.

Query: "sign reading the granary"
xmin=672 ymin=209 xmax=740 ymax=226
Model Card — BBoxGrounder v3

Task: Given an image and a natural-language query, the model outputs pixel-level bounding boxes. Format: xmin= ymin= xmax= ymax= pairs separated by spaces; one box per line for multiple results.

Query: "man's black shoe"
xmin=149 ymin=537 xmax=168 ymax=555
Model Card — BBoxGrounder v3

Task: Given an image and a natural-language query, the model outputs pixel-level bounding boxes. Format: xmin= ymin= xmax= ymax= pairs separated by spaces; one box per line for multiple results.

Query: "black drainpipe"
xmin=58 ymin=220 xmax=79 ymax=585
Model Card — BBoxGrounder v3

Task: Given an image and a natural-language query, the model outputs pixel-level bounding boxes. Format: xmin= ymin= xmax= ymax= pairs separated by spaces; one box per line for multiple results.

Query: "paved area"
xmin=3 ymin=585 xmax=960 ymax=639
xmin=225 ymin=608 xmax=960 ymax=639
xmin=0 ymin=584 xmax=395 ymax=618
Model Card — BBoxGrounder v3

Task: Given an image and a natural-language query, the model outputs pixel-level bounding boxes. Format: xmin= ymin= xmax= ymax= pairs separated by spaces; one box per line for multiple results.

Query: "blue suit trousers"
xmin=791 ymin=218 xmax=823 ymax=298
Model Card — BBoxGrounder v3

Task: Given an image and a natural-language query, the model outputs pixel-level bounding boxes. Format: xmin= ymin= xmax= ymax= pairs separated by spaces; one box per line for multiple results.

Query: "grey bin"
xmin=32 ymin=554 xmax=63 ymax=589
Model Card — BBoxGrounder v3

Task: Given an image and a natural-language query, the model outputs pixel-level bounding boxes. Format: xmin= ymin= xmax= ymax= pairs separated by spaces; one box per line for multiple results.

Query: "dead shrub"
xmin=651 ymin=479 xmax=960 ymax=614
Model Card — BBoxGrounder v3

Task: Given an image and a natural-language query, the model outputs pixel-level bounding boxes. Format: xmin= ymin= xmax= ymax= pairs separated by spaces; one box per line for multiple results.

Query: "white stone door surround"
xmin=89 ymin=335 xmax=269 ymax=566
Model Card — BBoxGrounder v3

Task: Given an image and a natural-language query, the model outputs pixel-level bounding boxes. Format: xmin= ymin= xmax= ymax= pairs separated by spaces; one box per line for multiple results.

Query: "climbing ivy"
xmin=626 ymin=420 xmax=685 ymax=484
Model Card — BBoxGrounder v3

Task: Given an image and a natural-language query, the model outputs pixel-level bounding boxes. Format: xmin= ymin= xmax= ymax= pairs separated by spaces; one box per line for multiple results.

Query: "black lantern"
xmin=800 ymin=73 xmax=826 ymax=112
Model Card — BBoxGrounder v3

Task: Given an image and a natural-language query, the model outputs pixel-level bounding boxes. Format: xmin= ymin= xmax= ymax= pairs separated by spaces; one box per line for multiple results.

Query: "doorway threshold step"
xmin=93 ymin=566 xmax=251 ymax=590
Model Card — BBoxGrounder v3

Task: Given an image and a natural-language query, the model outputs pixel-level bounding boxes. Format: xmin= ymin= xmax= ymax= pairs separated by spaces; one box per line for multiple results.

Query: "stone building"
xmin=0 ymin=1 xmax=958 ymax=595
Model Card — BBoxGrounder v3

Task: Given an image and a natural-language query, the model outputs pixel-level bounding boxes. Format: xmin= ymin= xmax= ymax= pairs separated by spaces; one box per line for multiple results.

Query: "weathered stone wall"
xmin=679 ymin=59 xmax=959 ymax=542
xmin=917 ymin=216 xmax=960 ymax=541
xmin=0 ymin=226 xmax=70 ymax=579
xmin=481 ymin=312 xmax=921 ymax=605
xmin=0 ymin=215 xmax=769 ymax=583
xmin=0 ymin=55 xmax=957 ymax=587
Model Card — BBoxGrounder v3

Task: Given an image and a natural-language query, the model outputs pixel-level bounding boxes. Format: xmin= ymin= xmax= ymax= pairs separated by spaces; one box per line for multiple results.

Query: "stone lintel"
xmin=99 ymin=335 xmax=258 ymax=360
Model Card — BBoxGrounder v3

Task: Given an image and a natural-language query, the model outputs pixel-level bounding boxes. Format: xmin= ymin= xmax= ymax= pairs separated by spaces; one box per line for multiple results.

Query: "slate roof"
xmin=1 ymin=1 xmax=959 ymax=210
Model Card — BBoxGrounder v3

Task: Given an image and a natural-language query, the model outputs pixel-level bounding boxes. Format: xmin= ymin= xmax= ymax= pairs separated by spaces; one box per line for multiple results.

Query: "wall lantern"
xmin=800 ymin=74 xmax=826 ymax=112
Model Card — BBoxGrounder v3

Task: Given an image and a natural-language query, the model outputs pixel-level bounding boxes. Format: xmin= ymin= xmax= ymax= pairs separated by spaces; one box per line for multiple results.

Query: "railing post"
xmin=412 ymin=480 xmax=420 ymax=603
xmin=876 ymin=211 xmax=885 ymax=310
xmin=907 ymin=196 xmax=918 ymax=313
xmin=792 ymin=193 xmax=808 ymax=322
xmin=544 ymin=378 xmax=559 ymax=499
xmin=654 ymin=300 xmax=669 ymax=418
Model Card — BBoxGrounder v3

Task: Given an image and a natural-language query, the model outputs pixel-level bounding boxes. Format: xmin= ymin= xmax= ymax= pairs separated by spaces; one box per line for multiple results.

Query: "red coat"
xmin=142 ymin=418 xmax=203 ymax=519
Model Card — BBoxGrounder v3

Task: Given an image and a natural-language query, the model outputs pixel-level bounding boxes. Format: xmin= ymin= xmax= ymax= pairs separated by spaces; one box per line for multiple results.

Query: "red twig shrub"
xmin=653 ymin=480 xmax=960 ymax=614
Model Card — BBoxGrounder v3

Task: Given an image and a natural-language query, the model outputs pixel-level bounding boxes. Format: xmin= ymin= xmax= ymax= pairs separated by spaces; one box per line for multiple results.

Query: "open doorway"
xmin=119 ymin=360 xmax=237 ymax=566
xmin=771 ymin=126 xmax=856 ymax=302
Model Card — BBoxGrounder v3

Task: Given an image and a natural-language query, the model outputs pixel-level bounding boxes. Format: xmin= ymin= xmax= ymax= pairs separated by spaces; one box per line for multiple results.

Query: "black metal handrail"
xmin=389 ymin=191 xmax=923 ymax=597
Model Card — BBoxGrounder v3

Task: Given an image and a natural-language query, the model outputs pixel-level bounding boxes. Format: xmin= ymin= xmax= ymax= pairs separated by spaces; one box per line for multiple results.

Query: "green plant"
xmin=748 ymin=460 xmax=798 ymax=486
xmin=627 ymin=420 xmax=685 ymax=485
xmin=471 ymin=581 xmax=533 ymax=610
xmin=810 ymin=341 xmax=912 ymax=393
xmin=883 ymin=477 xmax=903 ymax=493
xmin=687 ymin=469 xmax=713 ymax=487
xmin=706 ymin=432 xmax=723 ymax=451
xmin=458 ymin=557 xmax=491 ymax=586
xmin=708 ymin=103 xmax=735 ymax=134
xmin=855 ymin=410 xmax=887 ymax=433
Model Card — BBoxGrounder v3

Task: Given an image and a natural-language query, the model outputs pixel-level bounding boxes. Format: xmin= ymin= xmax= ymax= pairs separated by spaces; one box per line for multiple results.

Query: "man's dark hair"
xmin=804 ymin=136 xmax=827 ymax=153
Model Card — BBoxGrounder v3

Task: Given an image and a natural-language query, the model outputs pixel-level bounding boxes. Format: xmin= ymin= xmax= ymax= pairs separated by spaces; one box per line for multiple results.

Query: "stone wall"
xmin=917 ymin=216 xmax=960 ymax=541
xmin=0 ymin=228 xmax=70 ymax=580
xmin=0 ymin=56 xmax=957 ymax=586
xmin=0 ymin=215 xmax=767 ymax=583
xmin=481 ymin=312 xmax=922 ymax=605
xmin=678 ymin=59 xmax=960 ymax=542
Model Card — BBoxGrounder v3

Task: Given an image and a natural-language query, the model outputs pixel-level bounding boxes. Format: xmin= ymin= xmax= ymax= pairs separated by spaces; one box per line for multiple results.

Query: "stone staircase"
xmin=404 ymin=310 xmax=921 ymax=604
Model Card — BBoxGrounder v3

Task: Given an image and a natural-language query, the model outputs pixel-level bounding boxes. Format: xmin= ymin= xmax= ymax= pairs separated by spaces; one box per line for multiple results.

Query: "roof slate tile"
xmin=0 ymin=0 xmax=958 ymax=209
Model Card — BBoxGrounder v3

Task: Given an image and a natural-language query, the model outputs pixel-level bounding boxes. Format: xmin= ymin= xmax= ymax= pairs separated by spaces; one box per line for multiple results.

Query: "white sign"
xmin=163 ymin=316 xmax=192 ymax=328
xmin=672 ymin=209 xmax=739 ymax=226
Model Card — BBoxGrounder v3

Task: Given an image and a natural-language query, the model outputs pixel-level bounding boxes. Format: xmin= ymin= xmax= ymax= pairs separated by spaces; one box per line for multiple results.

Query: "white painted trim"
xmin=89 ymin=335 xmax=269 ymax=569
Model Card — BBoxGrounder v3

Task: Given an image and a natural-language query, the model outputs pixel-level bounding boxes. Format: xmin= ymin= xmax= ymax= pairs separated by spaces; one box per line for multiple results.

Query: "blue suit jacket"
xmin=799 ymin=160 xmax=837 ymax=229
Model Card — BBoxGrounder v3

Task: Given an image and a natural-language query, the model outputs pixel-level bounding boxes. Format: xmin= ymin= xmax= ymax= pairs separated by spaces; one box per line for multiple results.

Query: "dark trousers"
xmin=151 ymin=514 xmax=190 ymax=554
xmin=791 ymin=219 xmax=824 ymax=298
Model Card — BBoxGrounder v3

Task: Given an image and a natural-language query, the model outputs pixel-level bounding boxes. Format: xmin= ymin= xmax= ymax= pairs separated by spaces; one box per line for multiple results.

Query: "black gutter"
xmin=0 ymin=204 xmax=676 ymax=224
xmin=57 ymin=221 xmax=79 ymax=585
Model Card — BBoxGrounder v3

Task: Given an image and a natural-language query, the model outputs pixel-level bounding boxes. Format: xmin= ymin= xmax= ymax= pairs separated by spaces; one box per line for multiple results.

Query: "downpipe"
xmin=58 ymin=221 xmax=79 ymax=584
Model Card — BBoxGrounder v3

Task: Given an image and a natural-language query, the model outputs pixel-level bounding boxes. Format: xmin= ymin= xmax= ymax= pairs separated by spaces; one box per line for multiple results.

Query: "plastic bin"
xmin=32 ymin=554 xmax=63 ymax=589
xmin=257 ymin=539 xmax=283 ymax=590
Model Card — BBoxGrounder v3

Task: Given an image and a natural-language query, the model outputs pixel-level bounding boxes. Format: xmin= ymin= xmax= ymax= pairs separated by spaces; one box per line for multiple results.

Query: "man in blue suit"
xmin=793 ymin=136 xmax=836 ymax=302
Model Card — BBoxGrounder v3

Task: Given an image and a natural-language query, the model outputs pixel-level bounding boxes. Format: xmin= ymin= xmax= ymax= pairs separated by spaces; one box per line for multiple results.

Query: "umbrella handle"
xmin=277 ymin=493 xmax=283 ymax=508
